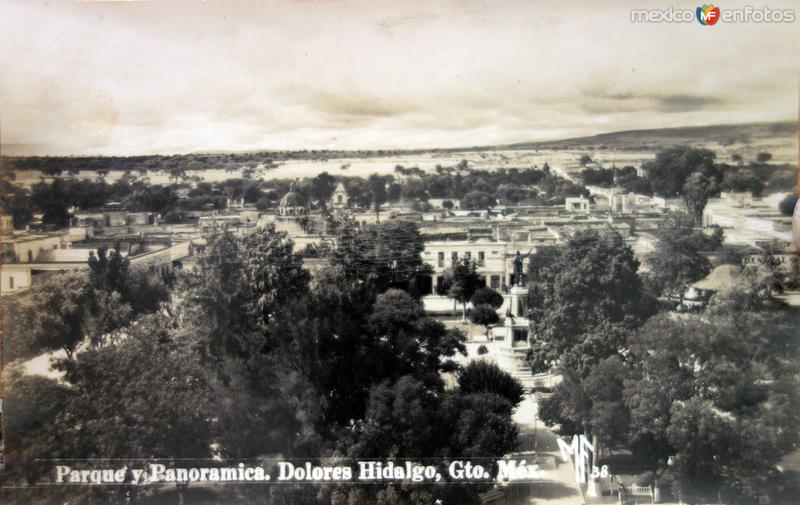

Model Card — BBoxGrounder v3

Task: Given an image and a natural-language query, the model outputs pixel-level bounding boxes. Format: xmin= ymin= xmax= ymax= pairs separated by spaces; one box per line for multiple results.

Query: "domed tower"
xmin=278 ymin=184 xmax=306 ymax=216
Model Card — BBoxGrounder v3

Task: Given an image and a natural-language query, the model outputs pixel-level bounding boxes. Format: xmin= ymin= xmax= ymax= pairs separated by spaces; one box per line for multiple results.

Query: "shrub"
xmin=457 ymin=361 xmax=524 ymax=407
xmin=471 ymin=287 xmax=504 ymax=309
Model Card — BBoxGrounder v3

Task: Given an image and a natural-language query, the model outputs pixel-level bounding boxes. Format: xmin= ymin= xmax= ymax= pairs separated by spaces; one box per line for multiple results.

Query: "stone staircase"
xmin=495 ymin=346 xmax=536 ymax=390
xmin=495 ymin=346 xmax=560 ymax=392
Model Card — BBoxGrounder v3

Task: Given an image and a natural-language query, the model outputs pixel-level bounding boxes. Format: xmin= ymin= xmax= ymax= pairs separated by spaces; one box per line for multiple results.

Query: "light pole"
xmin=652 ymin=456 xmax=676 ymax=505
xmin=666 ymin=456 xmax=683 ymax=505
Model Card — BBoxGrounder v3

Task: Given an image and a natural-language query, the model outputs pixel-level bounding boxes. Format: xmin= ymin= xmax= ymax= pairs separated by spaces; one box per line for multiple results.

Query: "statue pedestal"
xmin=509 ymin=285 xmax=527 ymax=318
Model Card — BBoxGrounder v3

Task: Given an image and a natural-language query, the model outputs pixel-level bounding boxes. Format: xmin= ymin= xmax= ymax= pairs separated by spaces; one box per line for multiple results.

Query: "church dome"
xmin=280 ymin=190 xmax=305 ymax=208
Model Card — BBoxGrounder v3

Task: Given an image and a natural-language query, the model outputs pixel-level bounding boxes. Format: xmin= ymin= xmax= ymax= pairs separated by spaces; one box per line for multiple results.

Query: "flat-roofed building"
xmin=420 ymin=239 xmax=536 ymax=295
xmin=0 ymin=267 xmax=32 ymax=294
xmin=2 ymin=232 xmax=69 ymax=263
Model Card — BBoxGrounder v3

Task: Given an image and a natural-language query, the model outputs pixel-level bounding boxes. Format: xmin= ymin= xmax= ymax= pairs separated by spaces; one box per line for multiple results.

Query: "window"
xmin=478 ymin=251 xmax=485 ymax=266
xmin=490 ymin=275 xmax=500 ymax=289
xmin=437 ymin=252 xmax=444 ymax=267
xmin=27 ymin=250 xmax=33 ymax=262
xmin=465 ymin=251 xmax=471 ymax=261
xmin=9 ymin=276 xmax=14 ymax=289
xmin=451 ymin=252 xmax=458 ymax=264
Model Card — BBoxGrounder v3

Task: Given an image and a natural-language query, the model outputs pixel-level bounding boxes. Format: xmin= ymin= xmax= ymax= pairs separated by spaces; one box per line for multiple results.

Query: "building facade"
xmin=331 ymin=182 xmax=349 ymax=210
xmin=419 ymin=239 xmax=533 ymax=294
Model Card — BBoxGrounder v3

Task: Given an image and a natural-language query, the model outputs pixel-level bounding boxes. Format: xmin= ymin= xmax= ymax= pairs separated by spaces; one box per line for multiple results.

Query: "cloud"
xmin=582 ymin=89 xmax=727 ymax=114
xmin=653 ymin=94 xmax=724 ymax=113
xmin=300 ymin=89 xmax=418 ymax=123
xmin=0 ymin=0 xmax=797 ymax=154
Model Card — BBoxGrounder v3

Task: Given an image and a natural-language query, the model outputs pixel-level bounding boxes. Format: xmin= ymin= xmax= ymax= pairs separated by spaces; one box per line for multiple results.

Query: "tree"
xmin=123 ymin=184 xmax=178 ymax=214
xmin=470 ymin=287 xmax=504 ymax=309
xmin=447 ymin=259 xmax=484 ymax=320
xmin=756 ymin=151 xmax=773 ymax=163
xmin=529 ymin=229 xmax=655 ymax=375
xmin=59 ymin=313 xmax=216 ymax=457
xmin=470 ymin=304 xmax=499 ymax=338
xmin=179 ymin=225 xmax=309 ymax=358
xmin=344 ymin=376 xmax=442 ymax=459
xmin=31 ymin=179 xmax=72 ymax=227
xmin=722 ymin=170 xmax=764 ymax=197
xmin=1 ymin=183 xmax=34 ymax=228
xmin=645 ymin=213 xmax=714 ymax=303
xmin=444 ymin=392 xmax=519 ymax=458
xmin=461 ymin=190 xmax=495 ymax=210
xmin=528 ymin=229 xmax=656 ymax=467
xmin=323 ymin=218 xmax=430 ymax=294
xmin=579 ymin=154 xmax=593 ymax=167
xmin=757 ymin=240 xmax=789 ymax=296
xmin=175 ymin=227 xmax=321 ymax=465
xmin=457 ymin=361 xmax=523 ymax=407
xmin=88 ymin=246 xmax=130 ymax=295
xmin=368 ymin=173 xmax=388 ymax=220
xmin=337 ymin=373 xmax=519 ymax=504
xmin=581 ymin=167 xmax=614 ymax=186
xmin=86 ymin=290 xmax=132 ymax=347
xmin=165 ymin=165 xmax=188 ymax=184
xmin=2 ymin=312 xmax=219 ymax=500
xmin=442 ymin=199 xmax=454 ymax=210
xmin=496 ymin=183 xmax=536 ymax=204
xmin=645 ymin=146 xmax=716 ymax=197
xmin=27 ymin=272 xmax=92 ymax=359
xmin=4 ymin=192 xmax=536 ymax=505
xmin=88 ymin=245 xmax=169 ymax=334
xmin=310 ymin=172 xmax=336 ymax=208
xmin=343 ymin=178 xmax=371 ymax=208
xmin=624 ymin=296 xmax=800 ymax=503
xmin=682 ymin=172 xmax=716 ymax=225
xmin=366 ymin=289 xmax=466 ymax=390
xmin=126 ymin=267 xmax=170 ymax=315
xmin=1 ymin=364 xmax=72 ymax=485
xmin=400 ymin=179 xmax=428 ymax=200
xmin=270 ymin=259 xmax=465 ymax=434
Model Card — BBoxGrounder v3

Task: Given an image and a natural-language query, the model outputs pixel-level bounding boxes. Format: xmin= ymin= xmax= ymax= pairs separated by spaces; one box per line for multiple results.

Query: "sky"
xmin=0 ymin=0 xmax=798 ymax=155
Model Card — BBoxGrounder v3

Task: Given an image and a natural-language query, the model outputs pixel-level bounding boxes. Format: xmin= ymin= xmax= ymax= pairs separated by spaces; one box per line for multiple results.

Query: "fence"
xmin=618 ymin=483 xmax=655 ymax=504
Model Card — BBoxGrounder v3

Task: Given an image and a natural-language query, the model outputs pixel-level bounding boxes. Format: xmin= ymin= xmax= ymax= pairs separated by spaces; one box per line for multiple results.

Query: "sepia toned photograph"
xmin=0 ymin=1 xmax=798 ymax=504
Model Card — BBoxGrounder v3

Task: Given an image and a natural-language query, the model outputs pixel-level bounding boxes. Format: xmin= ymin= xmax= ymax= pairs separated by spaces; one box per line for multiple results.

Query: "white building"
xmin=0 ymin=267 xmax=32 ymax=294
xmin=331 ymin=182 xmax=349 ymax=210
xmin=2 ymin=232 xmax=70 ymax=263
xmin=420 ymin=239 xmax=533 ymax=294
xmin=564 ymin=196 xmax=590 ymax=213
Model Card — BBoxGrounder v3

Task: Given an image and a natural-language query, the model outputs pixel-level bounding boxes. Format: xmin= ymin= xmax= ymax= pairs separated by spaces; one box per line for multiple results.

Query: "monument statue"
xmin=513 ymin=251 xmax=523 ymax=286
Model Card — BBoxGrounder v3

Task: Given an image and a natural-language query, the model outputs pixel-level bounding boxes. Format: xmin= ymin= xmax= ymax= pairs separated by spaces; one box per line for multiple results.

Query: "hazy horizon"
xmin=1 ymin=0 xmax=798 ymax=156
xmin=1 ymin=119 xmax=795 ymax=159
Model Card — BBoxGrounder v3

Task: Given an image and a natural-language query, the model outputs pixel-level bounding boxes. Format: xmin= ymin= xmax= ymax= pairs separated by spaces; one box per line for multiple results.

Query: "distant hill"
xmin=504 ymin=120 xmax=796 ymax=151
